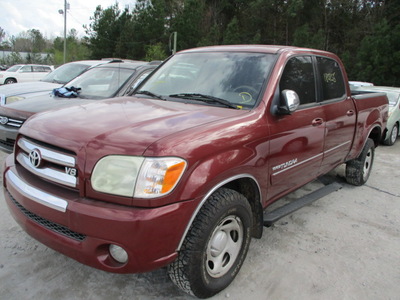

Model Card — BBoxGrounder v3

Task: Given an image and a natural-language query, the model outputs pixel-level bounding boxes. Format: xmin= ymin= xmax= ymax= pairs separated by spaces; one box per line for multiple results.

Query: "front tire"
xmin=168 ymin=188 xmax=252 ymax=298
xmin=4 ymin=78 xmax=17 ymax=84
xmin=384 ymin=123 xmax=398 ymax=146
xmin=345 ymin=138 xmax=375 ymax=186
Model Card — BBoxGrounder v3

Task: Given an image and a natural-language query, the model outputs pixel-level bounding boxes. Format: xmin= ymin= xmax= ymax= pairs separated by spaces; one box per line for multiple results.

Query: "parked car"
xmin=352 ymin=85 xmax=400 ymax=145
xmin=349 ymin=81 xmax=374 ymax=88
xmin=0 ymin=64 xmax=54 ymax=85
xmin=2 ymin=45 xmax=388 ymax=298
xmin=0 ymin=60 xmax=158 ymax=152
xmin=0 ymin=60 xmax=114 ymax=105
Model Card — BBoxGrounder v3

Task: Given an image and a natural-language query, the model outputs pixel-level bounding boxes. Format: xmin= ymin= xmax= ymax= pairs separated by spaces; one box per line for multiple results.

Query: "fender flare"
xmin=176 ymin=173 xmax=262 ymax=250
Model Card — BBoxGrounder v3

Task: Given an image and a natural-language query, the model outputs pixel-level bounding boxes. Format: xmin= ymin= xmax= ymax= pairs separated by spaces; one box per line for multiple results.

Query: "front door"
xmin=267 ymin=55 xmax=325 ymax=201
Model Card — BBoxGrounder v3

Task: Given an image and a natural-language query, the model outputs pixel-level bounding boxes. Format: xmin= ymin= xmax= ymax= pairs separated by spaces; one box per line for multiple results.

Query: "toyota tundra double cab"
xmin=3 ymin=45 xmax=388 ymax=298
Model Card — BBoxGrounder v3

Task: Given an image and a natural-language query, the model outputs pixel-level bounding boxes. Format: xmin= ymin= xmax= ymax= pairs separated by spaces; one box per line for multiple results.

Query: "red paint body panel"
xmin=4 ymin=162 xmax=198 ymax=273
xmin=3 ymin=45 xmax=389 ymax=274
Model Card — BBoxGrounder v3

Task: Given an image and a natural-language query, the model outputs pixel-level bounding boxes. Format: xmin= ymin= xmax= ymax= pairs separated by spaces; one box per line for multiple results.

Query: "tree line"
xmin=1 ymin=0 xmax=400 ymax=86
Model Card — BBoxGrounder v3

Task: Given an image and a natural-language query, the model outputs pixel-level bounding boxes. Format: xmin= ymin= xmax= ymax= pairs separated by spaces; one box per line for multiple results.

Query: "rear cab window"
xmin=316 ymin=57 xmax=346 ymax=102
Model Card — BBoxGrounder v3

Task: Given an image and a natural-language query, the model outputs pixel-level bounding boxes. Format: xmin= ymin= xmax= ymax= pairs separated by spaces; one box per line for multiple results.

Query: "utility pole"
xmin=170 ymin=32 xmax=177 ymax=55
xmin=63 ymin=0 xmax=67 ymax=64
xmin=59 ymin=1 xmax=69 ymax=64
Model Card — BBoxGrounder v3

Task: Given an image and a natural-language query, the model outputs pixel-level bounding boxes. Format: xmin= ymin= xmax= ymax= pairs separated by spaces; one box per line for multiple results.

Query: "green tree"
xmin=28 ymin=29 xmax=47 ymax=52
xmin=129 ymin=0 xmax=170 ymax=59
xmin=145 ymin=43 xmax=168 ymax=61
xmin=85 ymin=4 xmax=123 ymax=59
xmin=355 ymin=19 xmax=400 ymax=86
xmin=0 ymin=27 xmax=5 ymax=44
xmin=223 ymin=16 xmax=241 ymax=45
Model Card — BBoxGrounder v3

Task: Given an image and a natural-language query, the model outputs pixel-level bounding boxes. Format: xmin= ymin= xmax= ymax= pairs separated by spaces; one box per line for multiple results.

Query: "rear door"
xmin=18 ymin=66 xmax=34 ymax=82
xmin=267 ymin=55 xmax=325 ymax=200
xmin=316 ymin=57 xmax=356 ymax=172
xmin=32 ymin=66 xmax=51 ymax=81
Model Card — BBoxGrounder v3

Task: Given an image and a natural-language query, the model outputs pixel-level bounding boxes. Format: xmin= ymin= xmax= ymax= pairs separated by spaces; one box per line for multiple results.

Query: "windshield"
xmin=66 ymin=65 xmax=134 ymax=99
xmin=385 ymin=92 xmax=400 ymax=107
xmin=137 ymin=52 xmax=275 ymax=109
xmin=6 ymin=65 xmax=22 ymax=72
xmin=42 ymin=63 xmax=91 ymax=84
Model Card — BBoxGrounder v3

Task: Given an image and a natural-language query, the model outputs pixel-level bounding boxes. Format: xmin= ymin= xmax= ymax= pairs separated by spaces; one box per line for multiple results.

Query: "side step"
xmin=263 ymin=179 xmax=342 ymax=227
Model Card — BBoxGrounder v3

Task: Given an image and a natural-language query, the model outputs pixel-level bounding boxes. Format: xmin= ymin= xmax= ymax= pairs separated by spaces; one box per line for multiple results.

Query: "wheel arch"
xmin=177 ymin=174 xmax=263 ymax=251
xmin=4 ymin=77 xmax=17 ymax=83
xmin=368 ymin=124 xmax=383 ymax=148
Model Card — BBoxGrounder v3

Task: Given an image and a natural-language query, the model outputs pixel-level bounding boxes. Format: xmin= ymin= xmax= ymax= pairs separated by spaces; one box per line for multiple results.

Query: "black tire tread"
xmin=345 ymin=138 xmax=375 ymax=186
xmin=384 ymin=123 xmax=398 ymax=146
xmin=168 ymin=188 xmax=252 ymax=298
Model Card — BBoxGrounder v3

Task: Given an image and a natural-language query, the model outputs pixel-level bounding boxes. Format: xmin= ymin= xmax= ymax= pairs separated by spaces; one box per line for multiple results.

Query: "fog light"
xmin=109 ymin=244 xmax=128 ymax=264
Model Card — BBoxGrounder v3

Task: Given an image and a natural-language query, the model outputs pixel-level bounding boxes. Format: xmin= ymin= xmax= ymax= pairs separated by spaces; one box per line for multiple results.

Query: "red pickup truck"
xmin=3 ymin=45 xmax=388 ymax=298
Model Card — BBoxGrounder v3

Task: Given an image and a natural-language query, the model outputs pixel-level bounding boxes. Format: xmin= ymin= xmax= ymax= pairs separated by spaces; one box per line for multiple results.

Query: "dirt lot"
xmin=0 ymin=142 xmax=399 ymax=300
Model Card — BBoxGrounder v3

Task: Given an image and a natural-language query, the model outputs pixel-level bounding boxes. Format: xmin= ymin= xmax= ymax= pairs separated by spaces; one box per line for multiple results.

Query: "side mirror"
xmin=278 ymin=89 xmax=300 ymax=115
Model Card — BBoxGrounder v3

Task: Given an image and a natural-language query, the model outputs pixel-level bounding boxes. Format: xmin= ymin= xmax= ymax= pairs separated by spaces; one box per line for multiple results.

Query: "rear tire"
xmin=345 ymin=138 xmax=375 ymax=186
xmin=384 ymin=123 xmax=398 ymax=146
xmin=168 ymin=188 xmax=252 ymax=298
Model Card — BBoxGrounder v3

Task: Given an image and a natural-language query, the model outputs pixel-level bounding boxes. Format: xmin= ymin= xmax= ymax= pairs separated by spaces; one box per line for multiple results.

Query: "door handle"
xmin=312 ymin=118 xmax=324 ymax=126
xmin=347 ymin=110 xmax=355 ymax=116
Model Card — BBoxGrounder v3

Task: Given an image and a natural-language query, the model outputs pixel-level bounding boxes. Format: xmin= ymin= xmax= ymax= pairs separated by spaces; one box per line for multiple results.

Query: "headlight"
xmin=91 ymin=156 xmax=186 ymax=198
xmin=5 ymin=96 xmax=25 ymax=104
xmin=92 ymin=156 xmax=144 ymax=197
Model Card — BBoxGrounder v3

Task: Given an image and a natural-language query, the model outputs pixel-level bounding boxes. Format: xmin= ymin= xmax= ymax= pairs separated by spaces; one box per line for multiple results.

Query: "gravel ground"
xmin=0 ymin=142 xmax=399 ymax=300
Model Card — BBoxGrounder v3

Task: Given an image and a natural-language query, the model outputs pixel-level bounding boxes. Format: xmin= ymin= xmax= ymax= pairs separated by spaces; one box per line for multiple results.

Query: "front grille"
xmin=8 ymin=191 xmax=86 ymax=241
xmin=0 ymin=138 xmax=15 ymax=151
xmin=16 ymin=137 xmax=78 ymax=189
xmin=0 ymin=116 xmax=24 ymax=128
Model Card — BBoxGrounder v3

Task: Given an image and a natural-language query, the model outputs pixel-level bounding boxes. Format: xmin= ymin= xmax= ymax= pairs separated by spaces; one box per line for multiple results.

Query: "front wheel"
xmin=345 ymin=138 xmax=375 ymax=186
xmin=168 ymin=188 xmax=252 ymax=298
xmin=4 ymin=78 xmax=17 ymax=84
xmin=384 ymin=123 xmax=398 ymax=146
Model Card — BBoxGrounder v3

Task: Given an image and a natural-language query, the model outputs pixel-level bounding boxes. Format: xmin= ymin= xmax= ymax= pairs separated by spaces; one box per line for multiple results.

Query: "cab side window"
xmin=20 ymin=66 xmax=32 ymax=72
xmin=280 ymin=56 xmax=316 ymax=105
xmin=33 ymin=66 xmax=43 ymax=72
xmin=317 ymin=57 xmax=346 ymax=101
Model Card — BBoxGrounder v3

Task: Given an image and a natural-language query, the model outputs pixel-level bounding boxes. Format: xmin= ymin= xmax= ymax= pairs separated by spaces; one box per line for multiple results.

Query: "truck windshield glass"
xmin=66 ymin=66 xmax=133 ymax=99
xmin=137 ymin=52 xmax=275 ymax=109
xmin=42 ymin=63 xmax=89 ymax=84
xmin=386 ymin=92 xmax=400 ymax=107
xmin=6 ymin=65 xmax=22 ymax=72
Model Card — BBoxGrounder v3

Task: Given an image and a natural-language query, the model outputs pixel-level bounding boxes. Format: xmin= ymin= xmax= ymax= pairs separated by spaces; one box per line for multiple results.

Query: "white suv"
xmin=0 ymin=64 xmax=54 ymax=84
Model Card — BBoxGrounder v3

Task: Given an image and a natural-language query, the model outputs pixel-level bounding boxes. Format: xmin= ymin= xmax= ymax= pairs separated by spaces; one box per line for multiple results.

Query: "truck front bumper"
xmin=3 ymin=157 xmax=197 ymax=274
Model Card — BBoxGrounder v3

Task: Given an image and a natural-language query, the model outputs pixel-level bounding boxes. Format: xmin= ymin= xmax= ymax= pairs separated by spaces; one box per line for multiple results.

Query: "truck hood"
xmin=20 ymin=96 xmax=247 ymax=156
xmin=0 ymin=81 xmax=60 ymax=98
xmin=1 ymin=93 xmax=96 ymax=120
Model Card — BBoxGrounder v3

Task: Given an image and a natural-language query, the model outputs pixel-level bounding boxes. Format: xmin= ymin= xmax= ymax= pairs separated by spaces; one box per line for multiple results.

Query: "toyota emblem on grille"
xmin=0 ymin=116 xmax=8 ymax=125
xmin=29 ymin=149 xmax=42 ymax=168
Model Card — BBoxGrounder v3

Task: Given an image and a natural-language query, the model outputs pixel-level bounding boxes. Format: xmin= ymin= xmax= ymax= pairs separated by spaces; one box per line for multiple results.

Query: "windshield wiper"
xmin=135 ymin=90 xmax=166 ymax=101
xmin=169 ymin=93 xmax=239 ymax=109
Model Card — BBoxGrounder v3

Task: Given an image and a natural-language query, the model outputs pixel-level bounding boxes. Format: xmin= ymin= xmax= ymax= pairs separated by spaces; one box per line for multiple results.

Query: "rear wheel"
xmin=168 ymin=188 xmax=252 ymax=298
xmin=384 ymin=124 xmax=398 ymax=146
xmin=4 ymin=78 xmax=17 ymax=84
xmin=345 ymin=138 xmax=375 ymax=186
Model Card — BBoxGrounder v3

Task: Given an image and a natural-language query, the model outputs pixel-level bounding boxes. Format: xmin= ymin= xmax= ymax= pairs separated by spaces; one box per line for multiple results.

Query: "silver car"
xmin=352 ymin=85 xmax=400 ymax=145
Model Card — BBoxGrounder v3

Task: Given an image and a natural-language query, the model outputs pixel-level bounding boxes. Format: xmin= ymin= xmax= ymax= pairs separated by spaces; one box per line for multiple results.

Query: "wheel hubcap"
xmin=206 ymin=216 xmax=243 ymax=278
xmin=363 ymin=149 xmax=372 ymax=181
xmin=391 ymin=126 xmax=398 ymax=144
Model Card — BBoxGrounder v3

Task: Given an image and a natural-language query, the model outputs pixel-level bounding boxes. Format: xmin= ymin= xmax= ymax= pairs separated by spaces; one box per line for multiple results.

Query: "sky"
xmin=0 ymin=0 xmax=136 ymax=39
